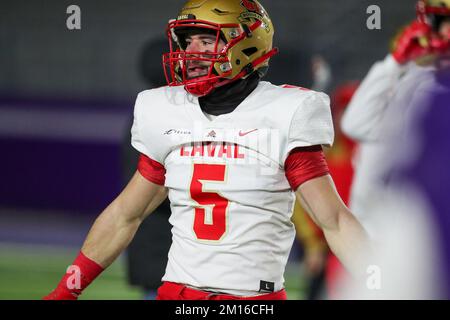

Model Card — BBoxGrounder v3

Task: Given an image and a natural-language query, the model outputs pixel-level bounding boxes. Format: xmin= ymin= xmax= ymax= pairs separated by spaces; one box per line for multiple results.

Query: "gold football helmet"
xmin=417 ymin=0 xmax=450 ymax=27
xmin=415 ymin=0 xmax=450 ymax=64
xmin=163 ymin=0 xmax=278 ymax=96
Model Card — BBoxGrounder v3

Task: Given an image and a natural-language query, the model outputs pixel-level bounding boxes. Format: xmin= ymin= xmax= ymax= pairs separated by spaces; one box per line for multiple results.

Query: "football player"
xmin=44 ymin=0 xmax=368 ymax=300
xmin=341 ymin=0 xmax=450 ymax=239
xmin=340 ymin=0 xmax=450 ymax=298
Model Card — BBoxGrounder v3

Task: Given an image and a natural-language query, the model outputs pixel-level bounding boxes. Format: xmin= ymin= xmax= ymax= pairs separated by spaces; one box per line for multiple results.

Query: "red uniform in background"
xmin=325 ymin=82 xmax=359 ymax=299
xmin=293 ymin=82 xmax=358 ymax=299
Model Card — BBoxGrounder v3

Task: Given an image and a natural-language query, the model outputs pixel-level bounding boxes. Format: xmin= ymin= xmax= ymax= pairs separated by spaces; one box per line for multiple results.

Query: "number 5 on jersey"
xmin=190 ymin=163 xmax=229 ymax=241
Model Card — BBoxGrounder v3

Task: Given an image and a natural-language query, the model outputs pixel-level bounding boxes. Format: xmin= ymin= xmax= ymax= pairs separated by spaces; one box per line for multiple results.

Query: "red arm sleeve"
xmin=138 ymin=154 xmax=166 ymax=186
xmin=284 ymin=145 xmax=330 ymax=191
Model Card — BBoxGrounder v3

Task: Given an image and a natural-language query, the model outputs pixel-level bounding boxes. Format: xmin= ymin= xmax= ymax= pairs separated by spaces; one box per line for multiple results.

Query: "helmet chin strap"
xmin=185 ymin=52 xmax=279 ymax=97
xmin=185 ymin=79 xmax=218 ymax=96
xmin=229 ymin=47 xmax=279 ymax=82
xmin=185 ymin=47 xmax=278 ymax=96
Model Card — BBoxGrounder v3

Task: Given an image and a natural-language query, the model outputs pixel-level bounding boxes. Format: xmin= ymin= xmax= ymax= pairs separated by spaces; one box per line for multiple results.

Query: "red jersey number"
xmin=190 ymin=164 xmax=229 ymax=241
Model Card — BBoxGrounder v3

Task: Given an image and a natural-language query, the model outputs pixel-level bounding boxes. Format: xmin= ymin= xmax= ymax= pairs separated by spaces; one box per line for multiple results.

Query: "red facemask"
xmin=163 ymin=19 xmax=235 ymax=96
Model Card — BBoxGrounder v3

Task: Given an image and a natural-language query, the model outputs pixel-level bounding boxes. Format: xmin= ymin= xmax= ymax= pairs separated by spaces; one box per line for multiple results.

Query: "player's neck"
xmin=199 ymin=72 xmax=261 ymax=116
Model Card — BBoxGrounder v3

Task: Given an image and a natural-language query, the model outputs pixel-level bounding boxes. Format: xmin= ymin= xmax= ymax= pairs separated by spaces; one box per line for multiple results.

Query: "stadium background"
xmin=0 ymin=0 xmax=416 ymax=299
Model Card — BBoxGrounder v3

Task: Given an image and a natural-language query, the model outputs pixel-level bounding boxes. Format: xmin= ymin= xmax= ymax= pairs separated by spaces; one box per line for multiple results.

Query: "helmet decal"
xmin=239 ymin=0 xmax=270 ymax=32
xmin=240 ymin=0 xmax=262 ymax=14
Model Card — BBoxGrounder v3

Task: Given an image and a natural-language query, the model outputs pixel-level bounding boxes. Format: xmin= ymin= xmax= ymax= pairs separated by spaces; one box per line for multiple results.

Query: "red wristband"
xmin=43 ymin=252 xmax=104 ymax=300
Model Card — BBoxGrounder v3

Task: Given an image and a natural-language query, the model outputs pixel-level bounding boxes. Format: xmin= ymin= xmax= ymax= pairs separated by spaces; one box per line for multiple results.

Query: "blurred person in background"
xmin=292 ymin=200 xmax=327 ymax=299
xmin=293 ymin=82 xmax=359 ymax=300
xmin=121 ymin=38 xmax=172 ymax=300
xmin=341 ymin=0 xmax=450 ymax=298
xmin=342 ymin=0 xmax=450 ymax=239
xmin=322 ymin=82 xmax=359 ymax=299
xmin=310 ymin=54 xmax=333 ymax=93
xmin=364 ymin=66 xmax=450 ymax=299
xmin=43 ymin=0 xmax=369 ymax=300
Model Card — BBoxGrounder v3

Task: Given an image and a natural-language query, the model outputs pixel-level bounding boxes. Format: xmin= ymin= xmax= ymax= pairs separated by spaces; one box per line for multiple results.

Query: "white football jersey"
xmin=131 ymin=81 xmax=334 ymax=296
xmin=341 ymin=54 xmax=436 ymax=240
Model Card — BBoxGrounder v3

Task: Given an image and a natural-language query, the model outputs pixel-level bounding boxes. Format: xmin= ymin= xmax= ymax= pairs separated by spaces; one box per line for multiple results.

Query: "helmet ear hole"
xmin=242 ymin=47 xmax=258 ymax=57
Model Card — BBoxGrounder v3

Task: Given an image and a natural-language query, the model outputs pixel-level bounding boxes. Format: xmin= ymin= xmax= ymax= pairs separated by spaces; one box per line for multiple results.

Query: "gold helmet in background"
xmin=394 ymin=0 xmax=450 ymax=65
xmin=417 ymin=0 xmax=450 ymax=28
xmin=163 ymin=0 xmax=279 ymax=96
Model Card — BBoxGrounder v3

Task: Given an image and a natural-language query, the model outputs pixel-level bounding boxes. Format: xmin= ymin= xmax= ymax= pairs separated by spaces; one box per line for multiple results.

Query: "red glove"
xmin=392 ymin=21 xmax=433 ymax=64
xmin=429 ymin=34 xmax=450 ymax=55
xmin=43 ymin=252 xmax=104 ymax=300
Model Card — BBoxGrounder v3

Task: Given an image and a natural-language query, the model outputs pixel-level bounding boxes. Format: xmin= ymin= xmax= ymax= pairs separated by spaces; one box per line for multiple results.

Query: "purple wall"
xmin=0 ymin=97 xmax=133 ymax=213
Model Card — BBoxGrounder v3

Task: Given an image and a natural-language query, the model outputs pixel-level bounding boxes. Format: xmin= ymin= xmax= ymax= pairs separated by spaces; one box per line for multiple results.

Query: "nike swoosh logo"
xmin=239 ymin=129 xmax=258 ymax=137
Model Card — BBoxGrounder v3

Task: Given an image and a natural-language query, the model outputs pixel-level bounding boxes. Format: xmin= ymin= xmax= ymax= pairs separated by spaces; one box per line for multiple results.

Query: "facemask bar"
xmin=163 ymin=20 xmax=238 ymax=89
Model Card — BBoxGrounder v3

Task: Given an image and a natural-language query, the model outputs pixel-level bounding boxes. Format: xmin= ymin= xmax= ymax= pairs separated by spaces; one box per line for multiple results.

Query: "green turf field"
xmin=0 ymin=243 xmax=306 ymax=300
